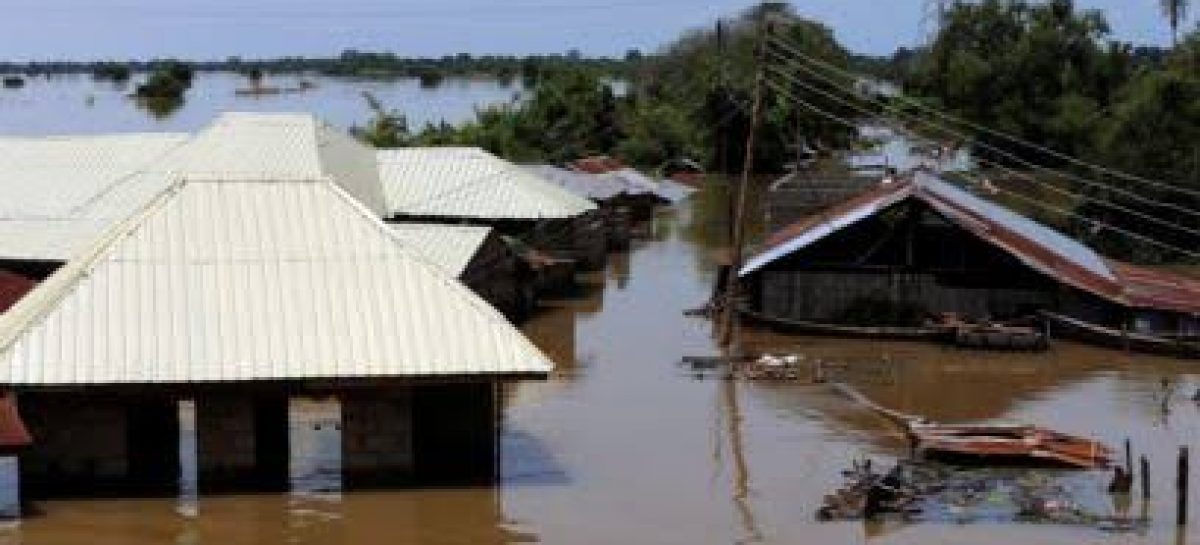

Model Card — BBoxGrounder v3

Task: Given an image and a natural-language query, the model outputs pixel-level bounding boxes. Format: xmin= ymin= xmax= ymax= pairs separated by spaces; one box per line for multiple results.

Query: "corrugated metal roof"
xmin=386 ymin=223 xmax=491 ymax=276
xmin=523 ymin=164 xmax=696 ymax=204
xmin=521 ymin=165 xmax=626 ymax=201
xmin=0 ymin=133 xmax=189 ymax=261
xmin=162 ymin=112 xmax=388 ymax=217
xmin=741 ymin=172 xmax=1200 ymax=315
xmin=741 ymin=181 xmax=914 ymax=275
xmin=0 ymin=178 xmax=552 ymax=386
xmin=1108 ymin=261 xmax=1200 ymax=315
xmin=377 ymin=147 xmax=596 ymax=220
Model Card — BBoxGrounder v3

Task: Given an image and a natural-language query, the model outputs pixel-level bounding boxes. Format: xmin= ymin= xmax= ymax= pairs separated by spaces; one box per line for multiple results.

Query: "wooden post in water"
xmin=1178 ymin=446 xmax=1189 ymax=526
xmin=1142 ymin=455 xmax=1151 ymax=500
xmin=718 ymin=18 xmax=770 ymax=347
xmin=1126 ymin=438 xmax=1133 ymax=474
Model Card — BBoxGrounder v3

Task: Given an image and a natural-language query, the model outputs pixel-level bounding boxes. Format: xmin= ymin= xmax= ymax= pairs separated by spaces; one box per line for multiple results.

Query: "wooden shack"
xmin=739 ymin=171 xmax=1200 ymax=352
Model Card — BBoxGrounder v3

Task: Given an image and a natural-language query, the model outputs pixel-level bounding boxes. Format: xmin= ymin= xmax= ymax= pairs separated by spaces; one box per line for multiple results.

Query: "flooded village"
xmin=0 ymin=1 xmax=1199 ymax=544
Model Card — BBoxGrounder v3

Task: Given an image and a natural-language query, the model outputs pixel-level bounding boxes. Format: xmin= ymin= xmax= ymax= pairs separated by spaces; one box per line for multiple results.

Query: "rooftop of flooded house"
xmin=0 ymin=175 xmax=551 ymax=385
xmin=375 ymin=147 xmax=595 ymax=221
xmin=0 ymin=113 xmax=553 ymax=386
xmin=742 ymin=170 xmax=1200 ymax=316
xmin=386 ymin=223 xmax=493 ymax=276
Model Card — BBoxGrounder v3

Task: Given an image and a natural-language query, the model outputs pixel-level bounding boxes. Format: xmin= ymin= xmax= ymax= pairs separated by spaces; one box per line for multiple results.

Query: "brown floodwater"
xmin=10 ymin=185 xmax=1200 ymax=544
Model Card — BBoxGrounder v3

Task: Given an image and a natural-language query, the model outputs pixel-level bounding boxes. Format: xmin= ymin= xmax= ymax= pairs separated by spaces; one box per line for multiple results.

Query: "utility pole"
xmin=719 ymin=17 xmax=771 ymax=347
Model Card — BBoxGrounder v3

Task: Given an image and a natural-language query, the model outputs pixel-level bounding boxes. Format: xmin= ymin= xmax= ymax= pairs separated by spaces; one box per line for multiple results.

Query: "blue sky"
xmin=0 ymin=0 xmax=1192 ymax=61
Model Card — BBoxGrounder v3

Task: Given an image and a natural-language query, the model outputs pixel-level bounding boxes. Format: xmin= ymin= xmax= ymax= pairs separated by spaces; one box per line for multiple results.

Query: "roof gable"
xmin=387 ymin=223 xmax=492 ymax=276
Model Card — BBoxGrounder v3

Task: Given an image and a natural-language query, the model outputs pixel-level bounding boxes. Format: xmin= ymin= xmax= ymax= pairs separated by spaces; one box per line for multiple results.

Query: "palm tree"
xmin=1161 ymin=0 xmax=1191 ymax=46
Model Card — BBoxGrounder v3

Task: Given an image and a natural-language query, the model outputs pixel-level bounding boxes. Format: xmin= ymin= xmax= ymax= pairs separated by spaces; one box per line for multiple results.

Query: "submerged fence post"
xmin=1178 ymin=446 xmax=1189 ymax=526
xmin=1142 ymin=455 xmax=1151 ymax=500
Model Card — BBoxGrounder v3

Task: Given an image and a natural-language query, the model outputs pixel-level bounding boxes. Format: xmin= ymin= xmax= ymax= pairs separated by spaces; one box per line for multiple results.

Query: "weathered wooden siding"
xmin=758 ymin=270 xmax=1055 ymax=323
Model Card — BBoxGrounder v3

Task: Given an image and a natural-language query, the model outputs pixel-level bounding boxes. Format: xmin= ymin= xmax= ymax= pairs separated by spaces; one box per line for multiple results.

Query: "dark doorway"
xmin=412 ymin=382 xmax=497 ymax=486
xmin=253 ymin=396 xmax=289 ymax=491
xmin=125 ymin=398 xmax=181 ymax=495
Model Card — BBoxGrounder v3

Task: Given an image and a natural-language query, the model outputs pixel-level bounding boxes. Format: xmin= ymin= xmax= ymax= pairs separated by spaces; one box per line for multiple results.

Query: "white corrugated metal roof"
xmin=0 ymin=133 xmax=188 ymax=261
xmin=162 ymin=112 xmax=388 ymax=218
xmin=521 ymin=164 xmax=626 ymax=201
xmin=377 ymin=147 xmax=596 ymax=220
xmin=386 ymin=223 xmax=491 ymax=276
xmin=0 ymin=178 xmax=552 ymax=385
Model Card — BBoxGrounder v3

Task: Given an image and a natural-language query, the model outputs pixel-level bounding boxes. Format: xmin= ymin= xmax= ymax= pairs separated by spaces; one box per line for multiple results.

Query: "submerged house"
xmin=0 ymin=174 xmax=552 ymax=497
xmin=0 ymin=113 xmax=556 ymax=498
xmin=739 ymin=171 xmax=1200 ymax=350
xmin=376 ymin=147 xmax=607 ymax=271
xmin=388 ymin=223 xmax=532 ymax=320
xmin=568 ymin=157 xmax=696 ymax=222
xmin=522 ymin=165 xmax=633 ymax=250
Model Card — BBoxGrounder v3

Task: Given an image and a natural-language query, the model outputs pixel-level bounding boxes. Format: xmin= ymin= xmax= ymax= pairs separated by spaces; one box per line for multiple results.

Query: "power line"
xmin=763 ymin=40 xmax=1200 ymax=223
xmin=762 ymin=70 xmax=1200 ymax=260
xmin=765 ymin=33 xmax=1200 ymax=201
xmin=761 ymin=61 xmax=1200 ymax=243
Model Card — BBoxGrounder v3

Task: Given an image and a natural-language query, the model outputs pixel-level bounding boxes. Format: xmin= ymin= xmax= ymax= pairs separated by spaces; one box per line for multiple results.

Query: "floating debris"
xmin=818 ymin=459 xmax=1148 ymax=532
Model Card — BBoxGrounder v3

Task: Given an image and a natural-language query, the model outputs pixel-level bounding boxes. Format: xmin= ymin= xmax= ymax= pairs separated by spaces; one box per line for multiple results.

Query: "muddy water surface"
xmin=9 ymin=187 xmax=1200 ymax=544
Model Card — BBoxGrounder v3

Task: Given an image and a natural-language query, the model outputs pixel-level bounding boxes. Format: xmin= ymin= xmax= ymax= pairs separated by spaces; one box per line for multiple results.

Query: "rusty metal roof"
xmin=742 ymin=172 xmax=1200 ymax=315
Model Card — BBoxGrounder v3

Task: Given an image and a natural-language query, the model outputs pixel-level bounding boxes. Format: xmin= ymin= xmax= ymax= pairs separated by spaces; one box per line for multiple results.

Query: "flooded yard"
xmin=5 ymin=186 xmax=1200 ymax=544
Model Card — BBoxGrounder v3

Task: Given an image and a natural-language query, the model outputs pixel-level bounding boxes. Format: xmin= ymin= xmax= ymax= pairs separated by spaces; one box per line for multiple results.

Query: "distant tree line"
xmin=357 ymin=3 xmax=859 ymax=175
xmin=0 ymin=50 xmax=635 ymax=84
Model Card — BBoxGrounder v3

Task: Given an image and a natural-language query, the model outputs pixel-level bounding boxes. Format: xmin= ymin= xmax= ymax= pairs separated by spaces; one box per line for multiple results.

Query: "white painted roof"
xmin=0 ymin=133 xmax=189 ymax=260
xmin=162 ymin=112 xmax=388 ymax=217
xmin=387 ymin=223 xmax=491 ymax=277
xmin=521 ymin=164 xmax=626 ymax=201
xmin=0 ymin=178 xmax=552 ymax=385
xmin=377 ymin=147 xmax=596 ymax=220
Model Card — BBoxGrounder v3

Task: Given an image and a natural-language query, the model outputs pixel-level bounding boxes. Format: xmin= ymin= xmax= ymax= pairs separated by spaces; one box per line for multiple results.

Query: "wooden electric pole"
xmin=719 ymin=17 xmax=771 ymax=347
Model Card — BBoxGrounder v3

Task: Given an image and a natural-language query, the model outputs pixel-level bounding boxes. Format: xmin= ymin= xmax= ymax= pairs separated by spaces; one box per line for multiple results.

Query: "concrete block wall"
xmin=341 ymin=389 xmax=414 ymax=487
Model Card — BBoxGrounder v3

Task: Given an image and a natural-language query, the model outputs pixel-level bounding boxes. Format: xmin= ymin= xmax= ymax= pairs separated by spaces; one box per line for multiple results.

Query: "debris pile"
xmin=818 ymin=459 xmax=1147 ymax=532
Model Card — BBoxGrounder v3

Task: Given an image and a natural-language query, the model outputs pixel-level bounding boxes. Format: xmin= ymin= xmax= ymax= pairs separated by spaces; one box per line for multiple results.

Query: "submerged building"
xmin=388 ymin=223 xmax=532 ymax=320
xmin=376 ymin=147 xmax=607 ymax=271
xmin=739 ymin=171 xmax=1200 ymax=350
xmin=0 ymin=113 xmax=556 ymax=499
xmin=0 ymin=175 xmax=552 ymax=496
